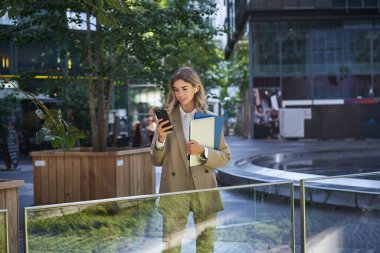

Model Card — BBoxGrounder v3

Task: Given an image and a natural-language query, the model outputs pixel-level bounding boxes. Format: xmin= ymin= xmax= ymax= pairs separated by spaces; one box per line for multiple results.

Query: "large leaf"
xmin=36 ymin=128 xmax=58 ymax=144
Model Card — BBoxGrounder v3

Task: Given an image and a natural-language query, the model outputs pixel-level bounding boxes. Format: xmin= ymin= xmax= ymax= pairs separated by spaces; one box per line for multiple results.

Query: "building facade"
xmin=226 ymin=0 xmax=380 ymax=139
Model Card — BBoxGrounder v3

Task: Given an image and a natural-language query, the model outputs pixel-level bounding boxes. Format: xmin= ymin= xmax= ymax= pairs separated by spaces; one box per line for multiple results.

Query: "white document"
xmin=189 ymin=117 xmax=215 ymax=167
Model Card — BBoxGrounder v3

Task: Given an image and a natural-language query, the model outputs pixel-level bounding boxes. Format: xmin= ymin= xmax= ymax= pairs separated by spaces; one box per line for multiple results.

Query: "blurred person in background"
xmin=7 ymin=121 xmax=19 ymax=170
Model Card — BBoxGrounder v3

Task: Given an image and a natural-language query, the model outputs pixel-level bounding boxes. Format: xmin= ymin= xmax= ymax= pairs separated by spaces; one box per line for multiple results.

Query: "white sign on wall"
xmin=279 ymin=108 xmax=307 ymax=138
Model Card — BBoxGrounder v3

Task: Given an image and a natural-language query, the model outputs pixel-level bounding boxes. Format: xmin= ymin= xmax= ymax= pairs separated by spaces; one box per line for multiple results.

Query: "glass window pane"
xmin=374 ymin=75 xmax=380 ymax=97
xmin=374 ymin=31 xmax=380 ymax=64
xmin=346 ymin=30 xmax=371 ymax=77
xmin=348 ymin=0 xmax=362 ymax=6
xmin=0 ymin=41 xmax=11 ymax=74
xmin=253 ymin=77 xmax=281 ymax=88
xmin=313 ymin=75 xmax=344 ymax=99
xmin=281 ymin=30 xmax=306 ymax=75
xmin=332 ymin=0 xmax=346 ymax=7
xmin=364 ymin=0 xmax=377 ymax=6
xmin=282 ymin=76 xmax=312 ymax=99
xmin=344 ymin=74 xmax=371 ymax=98
xmin=253 ymin=31 xmax=280 ymax=76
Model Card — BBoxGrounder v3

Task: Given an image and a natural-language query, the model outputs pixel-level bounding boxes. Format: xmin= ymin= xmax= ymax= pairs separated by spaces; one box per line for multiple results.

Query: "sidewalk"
xmin=1 ymin=136 xmax=380 ymax=227
xmin=1 ymin=136 xmax=380 ymax=252
xmin=0 ymin=136 xmax=379 ymax=220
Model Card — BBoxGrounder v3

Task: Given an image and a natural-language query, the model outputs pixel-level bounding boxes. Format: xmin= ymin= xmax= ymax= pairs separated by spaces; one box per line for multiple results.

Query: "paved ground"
xmin=1 ymin=136 xmax=380 ymax=252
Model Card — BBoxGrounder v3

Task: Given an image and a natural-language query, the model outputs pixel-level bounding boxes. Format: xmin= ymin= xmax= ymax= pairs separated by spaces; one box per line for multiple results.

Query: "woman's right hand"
xmin=157 ymin=118 xmax=173 ymax=143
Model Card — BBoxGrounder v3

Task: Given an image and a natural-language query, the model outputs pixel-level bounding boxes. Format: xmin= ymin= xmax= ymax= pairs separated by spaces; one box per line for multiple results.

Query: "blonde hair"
xmin=165 ymin=67 xmax=208 ymax=113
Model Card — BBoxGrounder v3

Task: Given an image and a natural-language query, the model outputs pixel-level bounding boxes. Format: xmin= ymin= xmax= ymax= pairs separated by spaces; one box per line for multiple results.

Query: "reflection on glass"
xmin=332 ymin=0 xmax=346 ymax=7
xmin=364 ymin=0 xmax=378 ymax=6
xmin=252 ymin=19 xmax=379 ymax=99
xmin=374 ymin=75 xmax=380 ymax=97
xmin=25 ymin=183 xmax=294 ymax=252
xmin=0 ymin=210 xmax=7 ymax=253
xmin=344 ymin=75 xmax=371 ymax=98
xmin=282 ymin=76 xmax=312 ymax=100
xmin=313 ymin=75 xmax=343 ymax=99
xmin=303 ymin=173 xmax=380 ymax=252
xmin=348 ymin=0 xmax=362 ymax=7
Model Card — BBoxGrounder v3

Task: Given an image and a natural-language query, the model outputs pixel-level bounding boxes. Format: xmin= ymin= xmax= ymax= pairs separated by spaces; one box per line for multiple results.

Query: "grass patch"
xmin=0 ymin=213 xmax=7 ymax=253
xmin=27 ymin=199 xmax=159 ymax=252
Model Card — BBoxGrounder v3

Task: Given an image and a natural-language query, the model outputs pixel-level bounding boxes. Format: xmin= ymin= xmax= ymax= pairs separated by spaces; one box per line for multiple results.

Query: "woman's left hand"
xmin=186 ymin=140 xmax=205 ymax=156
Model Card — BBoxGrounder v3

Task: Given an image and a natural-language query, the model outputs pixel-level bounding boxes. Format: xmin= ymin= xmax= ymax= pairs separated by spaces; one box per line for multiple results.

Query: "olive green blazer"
xmin=150 ymin=105 xmax=231 ymax=215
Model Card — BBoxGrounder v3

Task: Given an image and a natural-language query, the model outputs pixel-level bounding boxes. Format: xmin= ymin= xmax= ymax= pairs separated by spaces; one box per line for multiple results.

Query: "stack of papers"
xmin=189 ymin=112 xmax=225 ymax=167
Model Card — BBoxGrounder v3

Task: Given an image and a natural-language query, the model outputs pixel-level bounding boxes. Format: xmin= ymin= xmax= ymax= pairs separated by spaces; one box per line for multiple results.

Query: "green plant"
xmin=0 ymin=75 xmax=84 ymax=150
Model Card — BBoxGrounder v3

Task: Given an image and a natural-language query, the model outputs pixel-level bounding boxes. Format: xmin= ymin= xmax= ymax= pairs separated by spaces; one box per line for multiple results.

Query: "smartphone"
xmin=155 ymin=108 xmax=172 ymax=132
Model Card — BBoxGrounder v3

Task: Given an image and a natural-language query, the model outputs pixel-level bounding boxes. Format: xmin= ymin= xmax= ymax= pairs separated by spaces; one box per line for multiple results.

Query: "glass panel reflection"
xmin=303 ymin=172 xmax=380 ymax=252
xmin=364 ymin=0 xmax=378 ymax=6
xmin=332 ymin=0 xmax=346 ymax=7
xmin=348 ymin=0 xmax=362 ymax=7
xmin=25 ymin=183 xmax=294 ymax=253
xmin=0 ymin=210 xmax=8 ymax=253
xmin=252 ymin=19 xmax=379 ymax=100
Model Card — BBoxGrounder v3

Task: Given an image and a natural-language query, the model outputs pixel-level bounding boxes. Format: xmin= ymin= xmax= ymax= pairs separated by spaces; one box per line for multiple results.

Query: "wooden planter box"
xmin=0 ymin=179 xmax=24 ymax=253
xmin=30 ymin=148 xmax=155 ymax=205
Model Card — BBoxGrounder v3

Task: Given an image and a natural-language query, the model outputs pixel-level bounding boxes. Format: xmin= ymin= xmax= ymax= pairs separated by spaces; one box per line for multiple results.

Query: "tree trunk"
xmin=86 ymin=5 xmax=99 ymax=151
xmin=106 ymin=47 xmax=117 ymax=146
xmin=96 ymin=13 xmax=107 ymax=152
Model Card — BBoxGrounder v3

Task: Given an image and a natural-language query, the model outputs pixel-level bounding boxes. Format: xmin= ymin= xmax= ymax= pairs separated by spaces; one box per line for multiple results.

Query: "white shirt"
xmin=156 ymin=106 xmax=208 ymax=158
xmin=179 ymin=106 xmax=196 ymax=143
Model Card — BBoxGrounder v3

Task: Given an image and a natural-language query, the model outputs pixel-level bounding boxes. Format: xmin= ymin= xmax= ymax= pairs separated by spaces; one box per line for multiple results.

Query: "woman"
xmin=150 ymin=67 xmax=231 ymax=253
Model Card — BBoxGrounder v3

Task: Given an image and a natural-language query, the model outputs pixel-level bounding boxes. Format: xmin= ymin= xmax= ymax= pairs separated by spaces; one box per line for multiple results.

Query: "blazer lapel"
xmin=171 ymin=106 xmax=189 ymax=169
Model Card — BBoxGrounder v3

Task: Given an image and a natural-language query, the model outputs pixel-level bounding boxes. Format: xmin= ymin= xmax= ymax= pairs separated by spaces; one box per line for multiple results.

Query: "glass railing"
xmin=0 ymin=209 xmax=8 ymax=253
xmin=25 ymin=182 xmax=295 ymax=253
xmin=300 ymin=172 xmax=380 ymax=253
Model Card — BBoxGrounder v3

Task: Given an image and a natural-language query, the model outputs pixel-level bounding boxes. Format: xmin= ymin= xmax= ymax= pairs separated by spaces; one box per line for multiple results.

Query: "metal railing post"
xmin=290 ymin=183 xmax=296 ymax=253
xmin=300 ymin=179 xmax=307 ymax=253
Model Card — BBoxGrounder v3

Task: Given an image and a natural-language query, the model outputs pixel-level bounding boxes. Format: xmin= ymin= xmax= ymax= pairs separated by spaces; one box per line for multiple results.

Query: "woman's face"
xmin=172 ymin=79 xmax=197 ymax=108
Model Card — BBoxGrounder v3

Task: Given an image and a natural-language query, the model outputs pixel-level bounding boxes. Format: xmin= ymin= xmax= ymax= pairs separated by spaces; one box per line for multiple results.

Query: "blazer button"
xmin=205 ymin=169 xmax=209 ymax=174
xmin=171 ymin=172 xmax=176 ymax=176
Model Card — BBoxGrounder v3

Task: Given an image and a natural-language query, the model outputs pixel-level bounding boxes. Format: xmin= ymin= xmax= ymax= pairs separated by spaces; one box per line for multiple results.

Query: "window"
xmin=332 ymin=0 xmax=346 ymax=7
xmin=348 ymin=0 xmax=362 ymax=7
xmin=364 ymin=0 xmax=378 ymax=6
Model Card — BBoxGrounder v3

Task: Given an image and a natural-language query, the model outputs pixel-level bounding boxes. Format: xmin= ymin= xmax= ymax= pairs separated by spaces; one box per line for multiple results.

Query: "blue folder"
xmin=194 ymin=112 xmax=225 ymax=150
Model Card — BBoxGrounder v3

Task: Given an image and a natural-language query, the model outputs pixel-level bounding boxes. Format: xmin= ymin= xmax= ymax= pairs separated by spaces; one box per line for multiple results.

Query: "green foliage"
xmin=1 ymin=76 xmax=85 ymax=150
xmin=1 ymin=0 xmax=220 ymax=85
xmin=35 ymin=124 xmax=84 ymax=150
xmin=195 ymin=40 xmax=249 ymax=119
xmin=225 ymin=40 xmax=249 ymax=98
xmin=0 ymin=213 xmax=6 ymax=253
xmin=36 ymin=76 xmax=92 ymax=146
xmin=1 ymin=0 xmax=223 ymax=150
xmin=34 ymin=108 xmax=85 ymax=150
xmin=27 ymin=200 xmax=156 ymax=252
xmin=32 ymin=101 xmax=85 ymax=150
